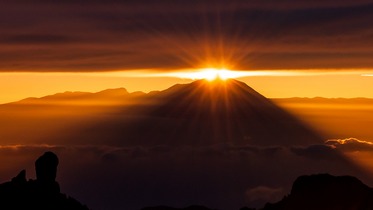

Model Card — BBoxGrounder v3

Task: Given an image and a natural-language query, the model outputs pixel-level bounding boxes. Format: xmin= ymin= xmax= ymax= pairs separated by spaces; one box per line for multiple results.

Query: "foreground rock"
xmin=262 ymin=174 xmax=373 ymax=210
xmin=143 ymin=174 xmax=373 ymax=210
xmin=0 ymin=151 xmax=89 ymax=210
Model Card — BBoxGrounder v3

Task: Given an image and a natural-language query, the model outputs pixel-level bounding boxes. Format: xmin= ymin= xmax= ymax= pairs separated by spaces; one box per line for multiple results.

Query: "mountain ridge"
xmin=5 ymin=80 xmax=373 ymax=106
xmin=7 ymin=87 xmax=144 ymax=106
xmin=0 ymin=79 xmax=323 ymax=146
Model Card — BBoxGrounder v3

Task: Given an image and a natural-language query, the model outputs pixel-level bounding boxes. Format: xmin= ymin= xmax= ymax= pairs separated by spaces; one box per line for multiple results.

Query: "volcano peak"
xmin=125 ymin=79 xmax=323 ymax=146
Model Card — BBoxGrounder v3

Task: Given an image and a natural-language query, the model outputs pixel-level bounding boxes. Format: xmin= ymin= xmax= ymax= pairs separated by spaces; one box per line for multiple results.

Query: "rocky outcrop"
xmin=0 ymin=151 xmax=88 ymax=210
xmin=261 ymin=174 xmax=373 ymax=210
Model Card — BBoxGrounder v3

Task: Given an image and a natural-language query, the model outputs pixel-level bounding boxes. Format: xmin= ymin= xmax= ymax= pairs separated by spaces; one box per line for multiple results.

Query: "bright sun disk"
xmin=189 ymin=68 xmax=237 ymax=81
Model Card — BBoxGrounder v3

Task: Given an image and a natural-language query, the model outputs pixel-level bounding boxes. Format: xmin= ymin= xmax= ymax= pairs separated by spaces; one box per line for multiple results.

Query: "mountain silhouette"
xmin=262 ymin=174 xmax=373 ymax=210
xmin=94 ymin=79 xmax=323 ymax=146
xmin=0 ymin=152 xmax=89 ymax=210
xmin=15 ymin=87 xmax=144 ymax=105
xmin=0 ymin=79 xmax=322 ymax=146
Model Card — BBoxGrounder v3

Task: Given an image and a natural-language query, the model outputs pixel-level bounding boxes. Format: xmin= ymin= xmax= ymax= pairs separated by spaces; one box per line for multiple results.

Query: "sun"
xmin=158 ymin=67 xmax=256 ymax=81
xmin=196 ymin=68 xmax=229 ymax=81
xmin=186 ymin=68 xmax=239 ymax=81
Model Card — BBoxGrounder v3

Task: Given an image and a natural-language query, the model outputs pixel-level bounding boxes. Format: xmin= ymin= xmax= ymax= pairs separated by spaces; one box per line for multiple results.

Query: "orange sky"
xmin=1 ymin=69 xmax=373 ymax=104
xmin=1 ymin=1 xmax=373 ymax=103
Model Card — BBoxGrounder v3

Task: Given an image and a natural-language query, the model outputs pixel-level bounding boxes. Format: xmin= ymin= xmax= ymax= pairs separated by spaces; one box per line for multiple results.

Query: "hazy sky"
xmin=1 ymin=0 xmax=373 ymax=102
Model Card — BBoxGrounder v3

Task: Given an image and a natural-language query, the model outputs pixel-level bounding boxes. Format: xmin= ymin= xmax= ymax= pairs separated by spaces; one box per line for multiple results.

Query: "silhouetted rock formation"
xmin=262 ymin=174 xmax=373 ymax=210
xmin=0 ymin=152 xmax=89 ymax=210
xmin=36 ymin=151 xmax=58 ymax=182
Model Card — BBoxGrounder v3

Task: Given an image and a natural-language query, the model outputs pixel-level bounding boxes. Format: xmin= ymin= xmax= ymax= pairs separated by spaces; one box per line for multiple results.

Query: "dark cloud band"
xmin=0 ymin=1 xmax=372 ymax=71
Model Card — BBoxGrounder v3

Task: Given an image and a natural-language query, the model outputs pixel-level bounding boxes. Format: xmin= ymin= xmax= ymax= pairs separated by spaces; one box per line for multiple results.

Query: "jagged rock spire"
xmin=35 ymin=151 xmax=59 ymax=183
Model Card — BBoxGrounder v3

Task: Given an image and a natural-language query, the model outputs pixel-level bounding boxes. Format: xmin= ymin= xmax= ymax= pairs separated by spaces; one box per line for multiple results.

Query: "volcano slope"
xmin=73 ymin=79 xmax=323 ymax=147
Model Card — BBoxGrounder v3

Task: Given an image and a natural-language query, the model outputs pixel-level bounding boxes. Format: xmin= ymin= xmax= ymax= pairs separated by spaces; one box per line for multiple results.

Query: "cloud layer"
xmin=1 ymin=1 xmax=372 ymax=71
xmin=326 ymin=138 xmax=373 ymax=151
xmin=1 ymin=138 xmax=372 ymax=210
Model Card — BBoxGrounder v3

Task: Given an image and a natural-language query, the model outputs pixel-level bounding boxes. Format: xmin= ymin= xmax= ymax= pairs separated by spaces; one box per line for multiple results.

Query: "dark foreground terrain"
xmin=0 ymin=152 xmax=88 ymax=210
xmin=1 ymin=152 xmax=373 ymax=210
xmin=143 ymin=174 xmax=373 ymax=210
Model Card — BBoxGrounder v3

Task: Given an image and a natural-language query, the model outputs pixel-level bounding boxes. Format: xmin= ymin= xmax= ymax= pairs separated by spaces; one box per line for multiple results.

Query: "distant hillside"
xmin=12 ymin=88 xmax=145 ymax=105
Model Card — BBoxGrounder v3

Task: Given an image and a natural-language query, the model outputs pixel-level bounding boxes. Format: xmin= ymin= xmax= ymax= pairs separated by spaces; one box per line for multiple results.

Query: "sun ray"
xmin=171 ymin=68 xmax=252 ymax=81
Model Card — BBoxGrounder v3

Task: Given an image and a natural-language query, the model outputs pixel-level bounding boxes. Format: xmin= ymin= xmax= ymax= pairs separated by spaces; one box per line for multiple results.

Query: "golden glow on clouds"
xmin=147 ymin=69 xmax=301 ymax=79
xmin=140 ymin=68 xmax=373 ymax=79
xmin=5 ymin=68 xmax=367 ymax=79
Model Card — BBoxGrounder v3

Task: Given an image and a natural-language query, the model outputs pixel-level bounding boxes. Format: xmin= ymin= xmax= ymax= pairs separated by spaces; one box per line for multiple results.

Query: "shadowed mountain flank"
xmin=0 ymin=79 xmax=322 ymax=146
xmin=0 ymin=152 xmax=89 ymax=210
xmin=88 ymin=79 xmax=323 ymax=146
xmin=262 ymin=174 xmax=373 ymax=210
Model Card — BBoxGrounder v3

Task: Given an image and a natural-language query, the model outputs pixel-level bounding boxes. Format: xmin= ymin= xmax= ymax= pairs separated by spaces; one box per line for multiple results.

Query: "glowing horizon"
xmin=2 ymin=68 xmax=373 ymax=104
xmin=165 ymin=68 xmax=252 ymax=81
